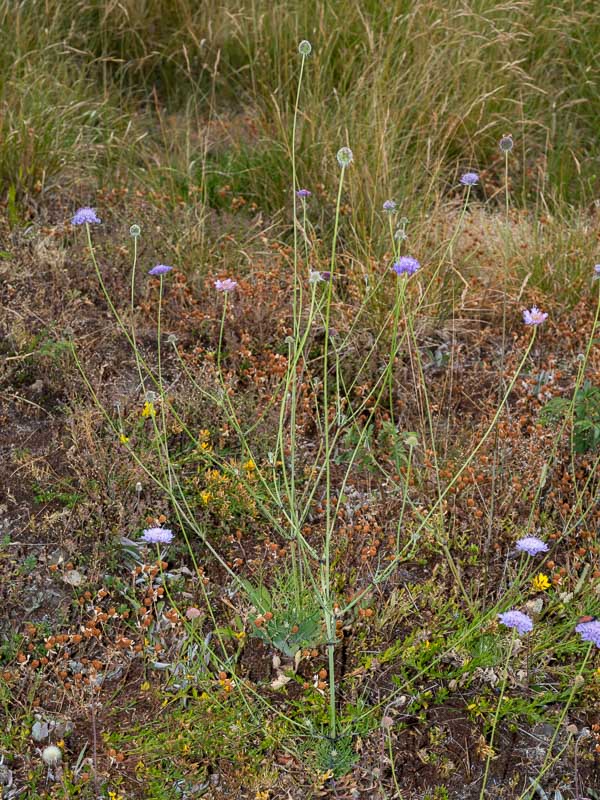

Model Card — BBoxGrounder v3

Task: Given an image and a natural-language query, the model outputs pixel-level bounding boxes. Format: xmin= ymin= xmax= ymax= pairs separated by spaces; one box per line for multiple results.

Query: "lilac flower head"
xmin=393 ymin=256 xmax=420 ymax=277
xmin=515 ymin=536 xmax=549 ymax=556
xmin=71 ymin=207 xmax=101 ymax=225
xmin=498 ymin=610 xmax=533 ymax=635
xmin=296 ymin=189 xmax=312 ymax=199
xmin=141 ymin=527 xmax=173 ymax=545
xmin=148 ymin=264 xmax=173 ymax=276
xmin=575 ymin=619 xmax=600 ymax=648
xmin=215 ymin=278 xmax=238 ymax=293
xmin=460 ymin=172 xmax=479 ymax=186
xmin=523 ymin=306 xmax=548 ymax=326
xmin=383 ymin=200 xmax=397 ymax=213
xmin=594 ymin=264 xmax=600 ymax=277
xmin=499 ymin=135 xmax=514 ymax=153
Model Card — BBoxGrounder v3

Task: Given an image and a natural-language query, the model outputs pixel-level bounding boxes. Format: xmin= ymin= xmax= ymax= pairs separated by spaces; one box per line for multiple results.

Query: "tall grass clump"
xmin=2 ymin=0 xmax=600 ymax=225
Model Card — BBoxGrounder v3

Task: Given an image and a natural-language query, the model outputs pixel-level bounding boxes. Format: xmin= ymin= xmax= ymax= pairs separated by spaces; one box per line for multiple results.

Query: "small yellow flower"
xmin=532 ymin=573 xmax=551 ymax=592
xmin=243 ymin=458 xmax=256 ymax=471
xmin=200 ymin=490 xmax=212 ymax=505
xmin=140 ymin=681 xmax=150 ymax=691
xmin=119 ymin=433 xmax=129 ymax=444
xmin=142 ymin=401 xmax=156 ymax=418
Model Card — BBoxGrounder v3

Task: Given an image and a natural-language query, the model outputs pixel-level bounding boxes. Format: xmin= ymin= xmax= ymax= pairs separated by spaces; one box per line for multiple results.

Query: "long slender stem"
xmin=520 ymin=643 xmax=593 ymax=799
xmin=479 ymin=630 xmax=516 ymax=799
xmin=322 ymin=163 xmax=347 ymax=741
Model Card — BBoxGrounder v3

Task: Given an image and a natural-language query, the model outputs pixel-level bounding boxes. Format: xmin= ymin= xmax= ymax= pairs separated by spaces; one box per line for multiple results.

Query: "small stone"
xmin=31 ymin=720 xmax=49 ymax=741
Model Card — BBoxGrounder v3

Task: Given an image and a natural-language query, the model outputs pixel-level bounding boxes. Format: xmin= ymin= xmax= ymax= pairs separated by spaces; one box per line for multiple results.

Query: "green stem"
xmin=479 ymin=630 xmax=516 ymax=800
xmin=520 ymin=643 xmax=594 ymax=800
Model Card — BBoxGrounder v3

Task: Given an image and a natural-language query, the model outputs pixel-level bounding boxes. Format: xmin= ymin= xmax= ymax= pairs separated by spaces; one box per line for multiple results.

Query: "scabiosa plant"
xmin=215 ymin=278 xmax=238 ymax=292
xmin=523 ymin=306 xmax=548 ymax=326
xmin=575 ymin=619 xmax=600 ymax=647
xmin=148 ymin=264 xmax=173 ymax=276
xmin=498 ymin=610 xmax=533 ymax=635
xmin=460 ymin=172 xmax=479 ymax=186
xmin=499 ymin=135 xmax=514 ymax=153
xmin=594 ymin=264 xmax=600 ymax=277
xmin=141 ymin=527 xmax=173 ymax=545
xmin=515 ymin=536 xmax=549 ymax=556
xmin=129 ymin=224 xmax=141 ymax=238
xmin=298 ymin=40 xmax=312 ymax=56
xmin=383 ymin=200 xmax=397 ymax=213
xmin=337 ymin=147 xmax=353 ymax=167
xmin=393 ymin=256 xmax=420 ymax=276
xmin=296 ymin=188 xmax=312 ymax=198
xmin=71 ymin=207 xmax=101 ymax=225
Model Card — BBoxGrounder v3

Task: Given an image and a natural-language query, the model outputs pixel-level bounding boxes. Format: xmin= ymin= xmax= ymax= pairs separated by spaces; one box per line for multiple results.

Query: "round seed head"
xmin=298 ymin=40 xmax=312 ymax=56
xmin=499 ymin=135 xmax=514 ymax=153
xmin=129 ymin=224 xmax=141 ymax=237
xmin=42 ymin=745 xmax=62 ymax=766
xmin=337 ymin=147 xmax=354 ymax=168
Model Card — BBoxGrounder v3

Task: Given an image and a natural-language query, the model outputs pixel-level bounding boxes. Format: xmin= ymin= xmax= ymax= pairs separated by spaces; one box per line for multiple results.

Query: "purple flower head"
xmin=515 ymin=536 xmax=549 ymax=556
xmin=498 ymin=610 xmax=534 ymax=635
xmin=141 ymin=527 xmax=173 ymax=545
xmin=460 ymin=172 xmax=479 ymax=186
xmin=215 ymin=278 xmax=238 ymax=293
xmin=148 ymin=264 xmax=173 ymax=276
xmin=594 ymin=264 xmax=600 ymax=276
xmin=393 ymin=256 xmax=420 ymax=277
xmin=523 ymin=306 xmax=548 ymax=326
xmin=575 ymin=619 xmax=600 ymax=648
xmin=296 ymin=189 xmax=312 ymax=199
xmin=383 ymin=200 xmax=397 ymax=213
xmin=71 ymin=207 xmax=101 ymax=225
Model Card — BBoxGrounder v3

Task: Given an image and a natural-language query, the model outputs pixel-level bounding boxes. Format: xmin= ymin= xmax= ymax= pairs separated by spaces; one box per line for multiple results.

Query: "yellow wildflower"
xmin=142 ymin=401 xmax=156 ymax=418
xmin=119 ymin=433 xmax=129 ymax=444
xmin=532 ymin=573 xmax=550 ymax=592
xmin=243 ymin=458 xmax=256 ymax=471
xmin=200 ymin=490 xmax=212 ymax=505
